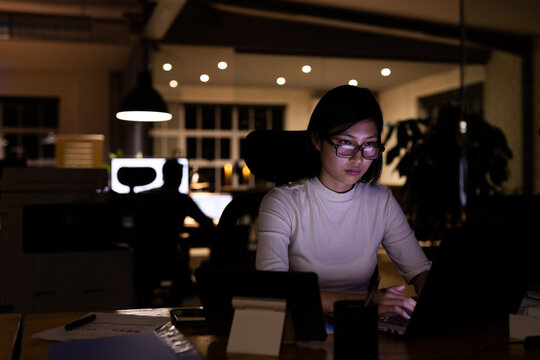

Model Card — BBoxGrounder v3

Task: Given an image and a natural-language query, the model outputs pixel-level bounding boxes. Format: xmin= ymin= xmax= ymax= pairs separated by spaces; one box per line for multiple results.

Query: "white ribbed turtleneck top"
xmin=256 ymin=177 xmax=432 ymax=293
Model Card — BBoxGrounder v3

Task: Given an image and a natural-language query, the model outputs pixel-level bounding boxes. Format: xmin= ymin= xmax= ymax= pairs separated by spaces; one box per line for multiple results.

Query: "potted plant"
xmin=384 ymin=105 xmax=513 ymax=242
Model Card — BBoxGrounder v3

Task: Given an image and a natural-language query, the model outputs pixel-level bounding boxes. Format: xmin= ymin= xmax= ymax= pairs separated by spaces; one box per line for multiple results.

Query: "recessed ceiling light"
xmin=348 ymin=79 xmax=358 ymax=86
xmin=169 ymin=80 xmax=178 ymax=88
xmin=200 ymin=74 xmax=210 ymax=83
xmin=302 ymin=65 xmax=311 ymax=73
xmin=162 ymin=63 xmax=172 ymax=71
xmin=381 ymin=67 xmax=391 ymax=77
xmin=218 ymin=61 xmax=228 ymax=70
xmin=276 ymin=77 xmax=286 ymax=85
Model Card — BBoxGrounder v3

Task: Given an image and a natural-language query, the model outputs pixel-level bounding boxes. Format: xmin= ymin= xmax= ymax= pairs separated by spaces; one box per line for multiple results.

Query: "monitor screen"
xmin=190 ymin=192 xmax=233 ymax=222
xmin=110 ymin=158 xmax=189 ymax=194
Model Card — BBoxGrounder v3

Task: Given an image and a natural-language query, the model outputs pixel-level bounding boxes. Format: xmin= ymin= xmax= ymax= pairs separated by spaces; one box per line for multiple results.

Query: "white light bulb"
xmin=200 ymin=74 xmax=210 ymax=83
xmin=381 ymin=68 xmax=391 ymax=77
xmin=169 ymin=80 xmax=178 ymax=88
xmin=302 ymin=65 xmax=312 ymax=73
xmin=218 ymin=61 xmax=228 ymax=70
xmin=162 ymin=63 xmax=172 ymax=71
xmin=348 ymin=79 xmax=358 ymax=86
xmin=116 ymin=111 xmax=172 ymax=122
xmin=276 ymin=77 xmax=286 ymax=85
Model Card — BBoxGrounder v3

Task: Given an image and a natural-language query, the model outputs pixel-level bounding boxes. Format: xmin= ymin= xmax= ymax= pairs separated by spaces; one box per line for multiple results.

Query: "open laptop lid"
xmin=405 ymin=225 xmax=529 ymax=337
xmin=194 ymin=268 xmax=327 ymax=342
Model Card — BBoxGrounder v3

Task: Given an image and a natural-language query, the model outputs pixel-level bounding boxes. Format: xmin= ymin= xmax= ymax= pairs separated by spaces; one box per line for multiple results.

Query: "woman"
xmin=256 ymin=85 xmax=431 ymax=319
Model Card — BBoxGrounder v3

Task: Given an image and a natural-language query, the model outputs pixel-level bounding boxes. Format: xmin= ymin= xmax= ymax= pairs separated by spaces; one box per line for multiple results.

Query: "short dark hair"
xmin=162 ymin=159 xmax=183 ymax=185
xmin=306 ymin=85 xmax=384 ymax=183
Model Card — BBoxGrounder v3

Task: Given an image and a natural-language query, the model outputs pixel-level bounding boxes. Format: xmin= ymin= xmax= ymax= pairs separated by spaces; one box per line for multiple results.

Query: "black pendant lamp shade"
xmin=116 ymin=71 xmax=172 ymax=122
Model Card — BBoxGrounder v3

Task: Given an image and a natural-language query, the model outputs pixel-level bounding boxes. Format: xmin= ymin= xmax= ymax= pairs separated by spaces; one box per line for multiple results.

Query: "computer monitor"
xmin=190 ymin=192 xmax=233 ymax=222
xmin=110 ymin=158 xmax=189 ymax=194
xmin=194 ymin=268 xmax=328 ymax=342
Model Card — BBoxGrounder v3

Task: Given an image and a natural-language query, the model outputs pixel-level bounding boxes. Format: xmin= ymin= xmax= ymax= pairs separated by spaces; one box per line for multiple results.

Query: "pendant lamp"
xmin=116 ymin=70 xmax=172 ymax=122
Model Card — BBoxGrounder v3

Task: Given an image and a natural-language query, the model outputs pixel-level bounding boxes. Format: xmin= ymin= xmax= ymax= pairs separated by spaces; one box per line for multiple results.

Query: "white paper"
xmin=32 ymin=312 xmax=170 ymax=341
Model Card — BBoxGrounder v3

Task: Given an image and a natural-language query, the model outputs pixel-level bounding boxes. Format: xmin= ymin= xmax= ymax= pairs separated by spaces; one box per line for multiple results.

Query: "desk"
xmin=16 ymin=309 xmax=540 ymax=360
xmin=0 ymin=313 xmax=21 ymax=360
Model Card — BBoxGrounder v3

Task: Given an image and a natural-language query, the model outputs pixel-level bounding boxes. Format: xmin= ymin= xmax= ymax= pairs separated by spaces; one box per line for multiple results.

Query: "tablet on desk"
xmin=194 ymin=268 xmax=328 ymax=342
xmin=170 ymin=307 xmax=206 ymax=328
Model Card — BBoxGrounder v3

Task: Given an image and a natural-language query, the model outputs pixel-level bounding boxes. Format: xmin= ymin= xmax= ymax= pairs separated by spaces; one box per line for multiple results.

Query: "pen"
xmin=64 ymin=314 xmax=97 ymax=331
xmin=364 ymin=276 xmax=380 ymax=307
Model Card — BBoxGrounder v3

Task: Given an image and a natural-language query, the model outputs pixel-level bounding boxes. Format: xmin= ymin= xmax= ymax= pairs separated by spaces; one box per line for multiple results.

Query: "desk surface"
xmin=0 ymin=313 xmax=21 ymax=360
xmin=18 ymin=309 xmax=540 ymax=360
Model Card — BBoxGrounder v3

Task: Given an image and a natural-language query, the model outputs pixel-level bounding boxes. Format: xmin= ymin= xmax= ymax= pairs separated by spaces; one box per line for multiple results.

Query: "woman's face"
xmin=312 ymin=118 xmax=379 ymax=193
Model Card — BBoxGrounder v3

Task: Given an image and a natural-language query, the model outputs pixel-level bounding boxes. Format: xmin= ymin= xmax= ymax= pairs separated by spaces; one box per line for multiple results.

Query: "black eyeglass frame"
xmin=325 ymin=138 xmax=385 ymax=160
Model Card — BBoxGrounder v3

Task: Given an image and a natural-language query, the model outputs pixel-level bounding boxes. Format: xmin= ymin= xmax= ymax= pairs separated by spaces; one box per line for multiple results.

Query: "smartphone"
xmin=170 ymin=307 xmax=207 ymax=328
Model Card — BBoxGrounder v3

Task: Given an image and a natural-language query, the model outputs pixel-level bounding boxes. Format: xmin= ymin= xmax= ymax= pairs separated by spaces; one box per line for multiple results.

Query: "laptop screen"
xmin=405 ymin=225 xmax=529 ymax=337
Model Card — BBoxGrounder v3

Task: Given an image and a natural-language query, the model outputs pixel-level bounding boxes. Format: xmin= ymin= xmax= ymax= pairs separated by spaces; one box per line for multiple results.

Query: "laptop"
xmin=378 ymin=225 xmax=529 ymax=337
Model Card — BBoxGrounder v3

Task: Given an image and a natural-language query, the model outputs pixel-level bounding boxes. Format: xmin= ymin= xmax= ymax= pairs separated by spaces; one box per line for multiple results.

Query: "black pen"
xmin=64 ymin=314 xmax=97 ymax=331
xmin=364 ymin=276 xmax=380 ymax=307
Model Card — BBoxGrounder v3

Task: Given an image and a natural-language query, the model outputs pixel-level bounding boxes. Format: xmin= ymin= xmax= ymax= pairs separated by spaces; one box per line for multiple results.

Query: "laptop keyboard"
xmin=379 ymin=314 xmax=410 ymax=327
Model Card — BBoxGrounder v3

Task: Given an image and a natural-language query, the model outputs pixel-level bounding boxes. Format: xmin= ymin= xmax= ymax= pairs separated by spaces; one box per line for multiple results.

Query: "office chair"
xmin=131 ymin=191 xmax=195 ymax=307
xmin=209 ymin=191 xmax=267 ymax=271
xmin=243 ymin=130 xmax=310 ymax=186
xmin=114 ymin=166 xmax=192 ymax=307
xmin=204 ymin=130 xmax=310 ymax=272
xmin=117 ymin=167 xmax=157 ymax=194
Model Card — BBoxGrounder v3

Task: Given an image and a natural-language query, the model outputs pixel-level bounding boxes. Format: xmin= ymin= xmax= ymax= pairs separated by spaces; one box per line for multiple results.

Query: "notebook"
xmin=378 ymin=225 xmax=529 ymax=337
xmin=49 ymin=326 xmax=206 ymax=360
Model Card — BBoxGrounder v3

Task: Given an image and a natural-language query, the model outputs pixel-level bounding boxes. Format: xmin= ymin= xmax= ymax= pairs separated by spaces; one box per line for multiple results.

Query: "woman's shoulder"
xmin=261 ymin=178 xmax=312 ymax=206
xmin=265 ymin=178 xmax=309 ymax=198
xmin=355 ymin=182 xmax=393 ymax=199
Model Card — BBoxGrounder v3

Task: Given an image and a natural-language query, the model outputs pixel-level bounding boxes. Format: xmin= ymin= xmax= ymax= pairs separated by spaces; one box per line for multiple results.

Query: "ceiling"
xmin=0 ymin=0 xmax=538 ymax=91
xmin=152 ymin=44 xmax=458 ymax=92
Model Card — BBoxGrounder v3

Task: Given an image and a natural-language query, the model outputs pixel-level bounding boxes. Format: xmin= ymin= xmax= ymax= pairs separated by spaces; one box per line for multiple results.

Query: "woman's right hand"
xmin=375 ymin=285 xmax=416 ymax=319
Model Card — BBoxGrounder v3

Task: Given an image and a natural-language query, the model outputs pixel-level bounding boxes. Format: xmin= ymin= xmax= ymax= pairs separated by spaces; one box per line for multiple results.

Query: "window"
xmin=151 ymin=103 xmax=284 ymax=192
xmin=0 ymin=96 xmax=59 ymax=165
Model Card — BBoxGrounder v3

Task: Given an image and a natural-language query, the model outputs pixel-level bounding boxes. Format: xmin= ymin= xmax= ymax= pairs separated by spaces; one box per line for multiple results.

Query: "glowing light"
xmin=162 ymin=63 xmax=172 ymax=71
xmin=459 ymin=120 xmax=467 ymax=134
xmin=302 ymin=65 xmax=312 ymax=73
xmin=200 ymin=74 xmax=210 ymax=83
xmin=116 ymin=111 xmax=172 ymax=122
xmin=218 ymin=61 xmax=228 ymax=70
xmin=169 ymin=80 xmax=178 ymax=88
xmin=242 ymin=165 xmax=250 ymax=183
xmin=276 ymin=77 xmax=286 ymax=85
xmin=348 ymin=79 xmax=358 ymax=86
xmin=381 ymin=67 xmax=391 ymax=76
xmin=224 ymin=163 xmax=233 ymax=185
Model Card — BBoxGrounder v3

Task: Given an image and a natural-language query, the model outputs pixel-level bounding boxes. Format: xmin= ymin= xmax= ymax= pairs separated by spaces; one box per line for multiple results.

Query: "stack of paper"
xmin=33 ymin=313 xmax=206 ymax=360
xmin=509 ymin=292 xmax=540 ymax=340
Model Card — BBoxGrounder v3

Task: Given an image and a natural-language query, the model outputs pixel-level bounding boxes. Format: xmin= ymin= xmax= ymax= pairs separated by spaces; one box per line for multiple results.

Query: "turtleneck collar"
xmin=309 ymin=177 xmax=357 ymax=202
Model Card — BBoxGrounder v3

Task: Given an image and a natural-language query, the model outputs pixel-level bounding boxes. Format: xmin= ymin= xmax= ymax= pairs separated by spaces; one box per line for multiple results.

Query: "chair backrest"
xmin=244 ymin=130 xmax=310 ymax=185
xmin=117 ymin=167 xmax=157 ymax=193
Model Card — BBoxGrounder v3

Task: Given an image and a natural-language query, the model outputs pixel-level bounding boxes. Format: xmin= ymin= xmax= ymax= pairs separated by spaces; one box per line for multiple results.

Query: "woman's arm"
xmin=255 ymin=191 xmax=292 ymax=271
xmin=320 ymin=290 xmax=368 ymax=313
xmin=411 ymin=271 xmax=429 ymax=296
xmin=322 ymin=285 xmax=417 ymax=318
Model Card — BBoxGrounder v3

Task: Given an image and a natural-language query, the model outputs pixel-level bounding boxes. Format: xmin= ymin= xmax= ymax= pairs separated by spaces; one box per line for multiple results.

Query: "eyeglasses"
xmin=325 ymin=138 xmax=385 ymax=160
